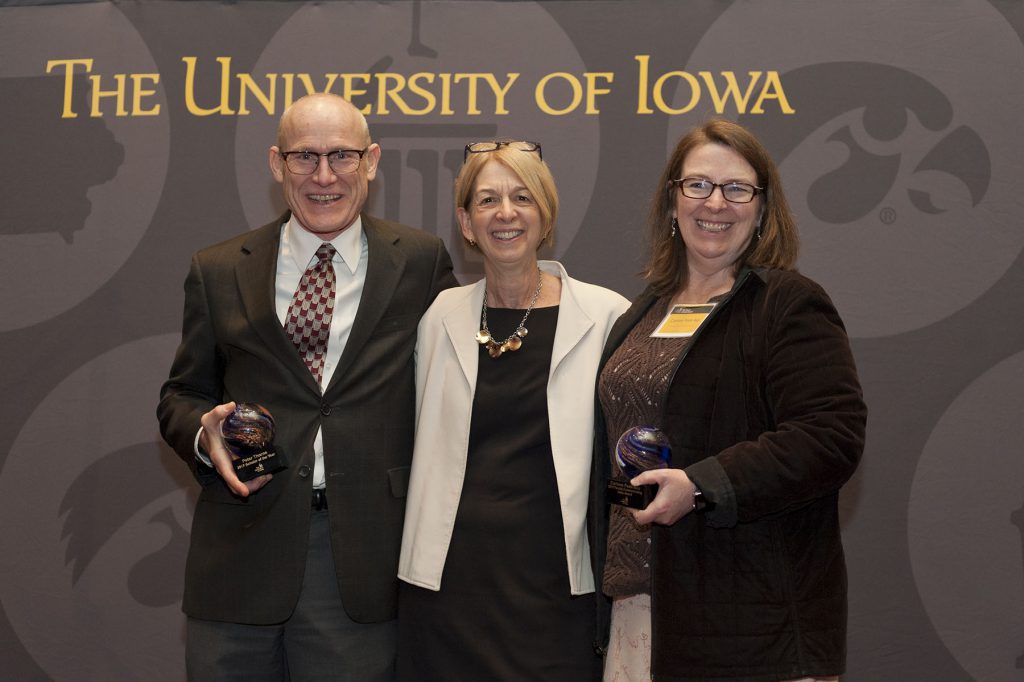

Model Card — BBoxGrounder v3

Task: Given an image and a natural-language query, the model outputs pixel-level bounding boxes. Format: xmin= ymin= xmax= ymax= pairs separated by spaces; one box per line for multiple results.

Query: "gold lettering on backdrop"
xmin=634 ymin=55 xmax=795 ymax=115
xmin=248 ymin=73 xmax=341 ymax=113
xmin=376 ymin=73 xmax=410 ymax=115
xmin=182 ymin=56 xmax=235 ymax=115
xmin=237 ymin=73 xmax=277 ymax=115
xmin=535 ymin=72 xmax=614 ymax=115
xmin=180 ymin=59 xmax=519 ymax=116
xmin=535 ymin=72 xmax=582 ymax=115
xmin=749 ymin=71 xmax=795 ymax=114
xmin=46 ymin=59 xmax=93 ymax=118
xmin=334 ymin=74 xmax=368 ymax=111
xmin=450 ymin=73 xmax=519 ymax=115
xmin=583 ymin=73 xmax=614 ymax=114
xmin=46 ymin=59 xmax=161 ymax=118
xmin=437 ymin=73 xmax=454 ymax=116
xmin=635 ymin=55 xmax=654 ymax=114
xmin=701 ymin=71 xmax=763 ymax=113
xmin=652 ymin=71 xmax=701 ymax=115
xmin=480 ymin=73 xmax=518 ymax=115
xmin=43 ymin=56 xmax=792 ymax=118
xmin=89 ymin=73 xmax=128 ymax=117
xmin=405 ymin=73 xmax=439 ymax=115
xmin=130 ymin=74 xmax=161 ymax=116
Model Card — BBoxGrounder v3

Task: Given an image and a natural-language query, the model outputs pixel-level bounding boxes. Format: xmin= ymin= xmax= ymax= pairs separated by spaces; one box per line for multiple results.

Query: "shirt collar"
xmin=283 ymin=214 xmax=363 ymax=275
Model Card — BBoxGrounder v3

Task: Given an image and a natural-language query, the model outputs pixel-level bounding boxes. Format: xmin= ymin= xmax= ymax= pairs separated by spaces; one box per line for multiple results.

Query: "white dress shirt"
xmin=276 ymin=215 xmax=368 ymax=486
xmin=196 ymin=215 xmax=368 ymax=488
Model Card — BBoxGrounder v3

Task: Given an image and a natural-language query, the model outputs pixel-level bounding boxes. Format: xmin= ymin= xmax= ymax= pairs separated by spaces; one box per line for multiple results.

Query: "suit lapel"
xmin=329 ymin=215 xmax=407 ymax=390
xmin=236 ymin=216 xmax=321 ymax=394
xmin=441 ymin=281 xmax=484 ymax=391
xmin=542 ymin=262 xmax=594 ymax=378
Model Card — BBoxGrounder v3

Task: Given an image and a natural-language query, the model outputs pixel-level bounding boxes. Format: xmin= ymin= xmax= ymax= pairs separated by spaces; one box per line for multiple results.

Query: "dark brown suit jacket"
xmin=158 ymin=213 xmax=456 ymax=624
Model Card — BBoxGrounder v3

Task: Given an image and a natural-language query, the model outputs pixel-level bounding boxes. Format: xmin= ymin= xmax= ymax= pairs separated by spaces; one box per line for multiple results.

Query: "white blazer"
xmin=398 ymin=261 xmax=629 ymax=595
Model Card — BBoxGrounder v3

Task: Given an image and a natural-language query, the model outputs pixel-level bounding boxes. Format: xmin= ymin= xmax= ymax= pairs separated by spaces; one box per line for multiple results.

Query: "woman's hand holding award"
xmin=607 ymin=426 xmax=671 ymax=509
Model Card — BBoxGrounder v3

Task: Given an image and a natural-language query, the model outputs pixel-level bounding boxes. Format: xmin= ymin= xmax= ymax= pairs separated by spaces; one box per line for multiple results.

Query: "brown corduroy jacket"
xmin=590 ymin=267 xmax=867 ymax=681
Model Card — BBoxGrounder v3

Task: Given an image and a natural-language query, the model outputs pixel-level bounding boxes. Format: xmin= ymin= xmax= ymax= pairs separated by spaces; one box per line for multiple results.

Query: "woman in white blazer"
xmin=396 ymin=140 xmax=628 ymax=681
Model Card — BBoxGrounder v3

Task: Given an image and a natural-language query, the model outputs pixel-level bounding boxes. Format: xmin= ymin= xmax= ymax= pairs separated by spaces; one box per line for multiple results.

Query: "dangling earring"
xmin=754 ymin=222 xmax=762 ymax=241
xmin=670 ymin=218 xmax=678 ymax=238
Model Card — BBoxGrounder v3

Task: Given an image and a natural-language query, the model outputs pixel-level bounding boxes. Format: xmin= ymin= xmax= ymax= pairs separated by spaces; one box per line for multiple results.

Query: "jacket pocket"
xmin=198 ymin=480 xmax=260 ymax=505
xmin=388 ymin=465 xmax=410 ymax=498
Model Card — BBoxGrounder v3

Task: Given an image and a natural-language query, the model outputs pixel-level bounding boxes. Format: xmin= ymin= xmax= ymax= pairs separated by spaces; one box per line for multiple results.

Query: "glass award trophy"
xmin=220 ymin=403 xmax=287 ymax=482
xmin=607 ymin=426 xmax=671 ymax=509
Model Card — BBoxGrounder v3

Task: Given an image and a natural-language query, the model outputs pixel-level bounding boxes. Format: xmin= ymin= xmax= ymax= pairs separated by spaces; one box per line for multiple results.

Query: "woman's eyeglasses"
xmin=464 ymin=140 xmax=542 ymax=162
xmin=670 ymin=177 xmax=764 ymax=204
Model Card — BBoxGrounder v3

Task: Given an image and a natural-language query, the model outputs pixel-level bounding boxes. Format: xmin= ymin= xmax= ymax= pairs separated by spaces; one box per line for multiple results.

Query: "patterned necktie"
xmin=285 ymin=243 xmax=336 ymax=385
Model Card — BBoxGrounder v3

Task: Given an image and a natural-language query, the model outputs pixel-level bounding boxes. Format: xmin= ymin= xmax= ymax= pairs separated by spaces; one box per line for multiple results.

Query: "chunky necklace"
xmin=476 ymin=269 xmax=543 ymax=359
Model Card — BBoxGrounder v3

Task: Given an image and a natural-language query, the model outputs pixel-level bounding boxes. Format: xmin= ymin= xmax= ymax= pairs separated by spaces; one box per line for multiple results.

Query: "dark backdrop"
xmin=1 ymin=1 xmax=1022 ymax=679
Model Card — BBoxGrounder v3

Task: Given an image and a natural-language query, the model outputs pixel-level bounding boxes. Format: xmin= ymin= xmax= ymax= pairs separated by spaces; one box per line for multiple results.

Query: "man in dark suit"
xmin=157 ymin=93 xmax=456 ymax=680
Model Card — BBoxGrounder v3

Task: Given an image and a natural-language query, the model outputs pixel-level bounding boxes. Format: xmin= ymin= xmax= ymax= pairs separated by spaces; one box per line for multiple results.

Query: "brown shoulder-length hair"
xmin=644 ymin=118 xmax=799 ymax=296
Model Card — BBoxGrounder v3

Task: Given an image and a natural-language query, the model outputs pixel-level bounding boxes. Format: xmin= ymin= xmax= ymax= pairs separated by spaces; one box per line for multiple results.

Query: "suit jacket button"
xmin=298 ymin=465 xmax=311 ymax=478
xmin=320 ymin=402 xmax=332 ymax=416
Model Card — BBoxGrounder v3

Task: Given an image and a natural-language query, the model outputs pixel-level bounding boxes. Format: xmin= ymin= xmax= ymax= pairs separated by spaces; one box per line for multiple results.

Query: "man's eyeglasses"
xmin=464 ymin=140 xmax=542 ymax=162
xmin=671 ymin=177 xmax=764 ymax=204
xmin=279 ymin=149 xmax=368 ymax=175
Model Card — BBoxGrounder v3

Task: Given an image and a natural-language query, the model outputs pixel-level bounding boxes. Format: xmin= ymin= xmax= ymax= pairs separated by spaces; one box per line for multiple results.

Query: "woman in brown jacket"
xmin=590 ymin=119 xmax=867 ymax=681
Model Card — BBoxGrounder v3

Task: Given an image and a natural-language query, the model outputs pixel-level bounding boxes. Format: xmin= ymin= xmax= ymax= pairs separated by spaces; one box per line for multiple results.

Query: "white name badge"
xmin=651 ymin=303 xmax=715 ymax=338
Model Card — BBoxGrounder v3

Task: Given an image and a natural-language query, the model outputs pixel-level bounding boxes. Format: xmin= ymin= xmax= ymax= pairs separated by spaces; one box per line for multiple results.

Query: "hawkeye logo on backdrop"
xmin=0 ymin=7 xmax=169 ymax=334
xmin=673 ymin=0 xmax=1016 ymax=341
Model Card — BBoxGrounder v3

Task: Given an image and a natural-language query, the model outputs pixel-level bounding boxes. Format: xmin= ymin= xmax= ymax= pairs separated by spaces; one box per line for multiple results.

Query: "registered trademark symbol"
xmin=879 ymin=207 xmax=897 ymax=224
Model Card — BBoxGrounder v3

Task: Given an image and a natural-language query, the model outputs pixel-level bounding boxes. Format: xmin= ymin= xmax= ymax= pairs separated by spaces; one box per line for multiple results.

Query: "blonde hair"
xmin=454 ymin=144 xmax=559 ymax=247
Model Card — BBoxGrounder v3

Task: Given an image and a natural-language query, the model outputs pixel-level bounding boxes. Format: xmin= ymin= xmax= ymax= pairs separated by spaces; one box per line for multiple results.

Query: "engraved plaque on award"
xmin=220 ymin=403 xmax=287 ymax=482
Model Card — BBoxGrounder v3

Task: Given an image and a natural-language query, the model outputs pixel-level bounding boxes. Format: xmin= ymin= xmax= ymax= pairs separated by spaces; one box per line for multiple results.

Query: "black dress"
xmin=397 ymin=306 xmax=598 ymax=681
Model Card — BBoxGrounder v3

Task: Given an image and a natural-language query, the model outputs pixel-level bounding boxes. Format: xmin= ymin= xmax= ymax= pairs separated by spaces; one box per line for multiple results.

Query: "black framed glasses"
xmin=464 ymin=140 xmax=542 ymax=162
xmin=279 ymin=148 xmax=368 ymax=175
xmin=671 ymin=177 xmax=764 ymax=204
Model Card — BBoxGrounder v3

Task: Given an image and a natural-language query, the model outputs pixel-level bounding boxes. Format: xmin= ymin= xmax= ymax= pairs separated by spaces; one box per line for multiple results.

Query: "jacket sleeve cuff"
xmin=685 ymin=457 xmax=738 ymax=528
xmin=192 ymin=426 xmax=221 ymax=486
xmin=194 ymin=426 xmax=214 ymax=468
